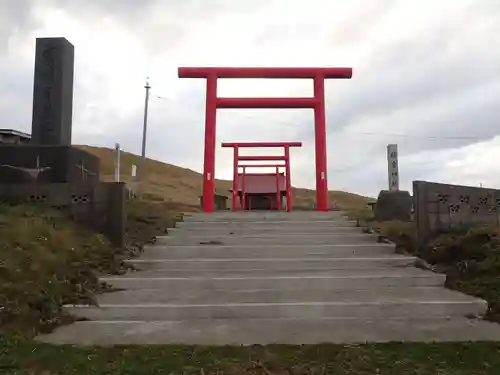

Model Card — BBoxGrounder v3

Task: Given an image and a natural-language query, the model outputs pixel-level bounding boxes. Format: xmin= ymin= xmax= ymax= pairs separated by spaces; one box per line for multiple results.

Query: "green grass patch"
xmin=2 ymin=337 xmax=500 ymax=374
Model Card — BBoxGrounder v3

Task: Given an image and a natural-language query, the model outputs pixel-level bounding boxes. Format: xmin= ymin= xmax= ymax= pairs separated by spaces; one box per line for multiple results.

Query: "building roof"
xmin=0 ymin=129 xmax=31 ymax=139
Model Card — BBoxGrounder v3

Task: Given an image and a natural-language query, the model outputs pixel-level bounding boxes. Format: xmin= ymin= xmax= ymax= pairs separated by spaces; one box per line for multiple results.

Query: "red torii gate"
xmin=178 ymin=66 xmax=353 ymax=212
xmin=222 ymin=142 xmax=302 ymax=212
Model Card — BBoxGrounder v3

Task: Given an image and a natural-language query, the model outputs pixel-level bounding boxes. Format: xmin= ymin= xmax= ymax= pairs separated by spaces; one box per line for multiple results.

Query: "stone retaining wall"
xmin=413 ymin=180 xmax=500 ymax=250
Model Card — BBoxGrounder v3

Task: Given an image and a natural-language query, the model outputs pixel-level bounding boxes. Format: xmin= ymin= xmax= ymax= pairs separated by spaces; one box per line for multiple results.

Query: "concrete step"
xmin=183 ymin=214 xmax=350 ymax=223
xmin=65 ymin=296 xmax=487 ymax=321
xmin=100 ymin=270 xmax=446 ymax=291
xmin=37 ymin=317 xmax=500 ymax=345
xmin=113 ymin=268 xmax=424 ymax=279
xmin=125 ymin=256 xmax=416 ymax=272
xmin=169 ymin=226 xmax=363 ymax=235
xmin=158 ymin=233 xmax=381 ymax=246
xmin=140 ymin=244 xmax=396 ymax=259
xmin=105 ymin=268 xmax=440 ymax=279
xmin=95 ymin=286 xmax=486 ymax=306
xmin=176 ymin=220 xmax=358 ymax=229
xmin=182 ymin=218 xmax=352 ymax=224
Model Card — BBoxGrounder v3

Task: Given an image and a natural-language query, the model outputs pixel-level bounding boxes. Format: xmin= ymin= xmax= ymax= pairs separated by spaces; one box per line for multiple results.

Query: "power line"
xmin=287 ymin=125 xmax=489 ymax=141
xmin=353 ymin=131 xmax=486 ymax=140
xmin=153 ymin=94 xmax=169 ymax=101
xmin=144 ymin=93 xmax=493 ymax=141
xmin=235 ymin=118 xmax=489 ymax=140
xmin=144 ymin=86 xmax=170 ymax=101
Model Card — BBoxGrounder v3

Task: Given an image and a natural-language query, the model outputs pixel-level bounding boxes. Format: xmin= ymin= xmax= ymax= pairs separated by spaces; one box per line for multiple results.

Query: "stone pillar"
xmin=31 ymin=37 xmax=75 ymax=146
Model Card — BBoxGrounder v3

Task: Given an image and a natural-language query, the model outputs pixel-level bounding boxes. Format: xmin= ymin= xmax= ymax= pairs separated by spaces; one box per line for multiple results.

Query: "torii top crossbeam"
xmin=222 ymin=142 xmax=302 ymax=148
xmin=178 ymin=67 xmax=352 ymax=79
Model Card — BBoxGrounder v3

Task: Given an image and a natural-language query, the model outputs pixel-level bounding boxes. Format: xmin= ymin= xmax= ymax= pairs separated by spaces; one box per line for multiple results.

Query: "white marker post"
xmin=128 ymin=164 xmax=138 ymax=199
xmin=114 ymin=143 xmax=121 ymax=182
xmin=387 ymin=144 xmax=399 ymax=191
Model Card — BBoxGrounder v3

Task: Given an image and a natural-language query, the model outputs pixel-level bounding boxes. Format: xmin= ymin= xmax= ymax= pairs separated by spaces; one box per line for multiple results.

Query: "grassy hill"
xmin=78 ymin=145 xmax=373 ymax=210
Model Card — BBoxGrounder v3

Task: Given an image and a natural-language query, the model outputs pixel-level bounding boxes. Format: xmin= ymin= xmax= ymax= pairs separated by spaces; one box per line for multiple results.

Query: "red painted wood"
xmin=178 ymin=67 xmax=353 ymax=79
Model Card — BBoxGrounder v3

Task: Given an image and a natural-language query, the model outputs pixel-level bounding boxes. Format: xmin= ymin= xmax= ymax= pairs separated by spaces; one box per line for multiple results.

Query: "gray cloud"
xmin=47 ymin=0 xmax=271 ymax=54
xmin=0 ymin=0 xmax=37 ymax=52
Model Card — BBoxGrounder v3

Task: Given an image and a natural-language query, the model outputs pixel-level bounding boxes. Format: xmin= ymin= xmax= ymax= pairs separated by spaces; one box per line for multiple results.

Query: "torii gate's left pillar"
xmin=202 ymin=75 xmax=217 ymax=213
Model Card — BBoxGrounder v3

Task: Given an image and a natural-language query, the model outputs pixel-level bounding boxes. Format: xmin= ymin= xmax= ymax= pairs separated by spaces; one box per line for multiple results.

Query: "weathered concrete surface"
xmin=94 ymin=286 xmax=488 ymax=305
xmin=98 ymin=271 xmax=446 ymax=291
xmin=168 ymin=226 xmax=362 ymax=235
xmin=182 ymin=212 xmax=351 ymax=222
xmin=140 ymin=244 xmax=398 ymax=259
xmin=125 ymin=256 xmax=417 ymax=271
xmin=176 ymin=219 xmax=361 ymax=232
xmin=158 ymin=233 xmax=381 ymax=246
xmin=38 ymin=211 xmax=500 ymax=345
xmin=38 ymin=318 xmax=500 ymax=346
xmin=66 ymin=300 xmax=486 ymax=321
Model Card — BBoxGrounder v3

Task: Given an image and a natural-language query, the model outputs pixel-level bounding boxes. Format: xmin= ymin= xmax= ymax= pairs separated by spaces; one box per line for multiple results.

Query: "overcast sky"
xmin=1 ymin=0 xmax=499 ymax=197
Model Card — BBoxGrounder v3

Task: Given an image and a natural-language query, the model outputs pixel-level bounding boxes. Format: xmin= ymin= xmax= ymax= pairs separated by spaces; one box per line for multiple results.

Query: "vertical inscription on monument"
xmin=387 ymin=143 xmax=399 ymax=191
xmin=31 ymin=37 xmax=74 ymax=145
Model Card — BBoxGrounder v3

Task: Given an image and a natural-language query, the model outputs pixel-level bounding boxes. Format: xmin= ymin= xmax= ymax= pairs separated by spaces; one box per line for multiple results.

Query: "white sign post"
xmin=114 ymin=143 xmax=121 ymax=182
xmin=387 ymin=144 xmax=399 ymax=191
xmin=128 ymin=164 xmax=138 ymax=199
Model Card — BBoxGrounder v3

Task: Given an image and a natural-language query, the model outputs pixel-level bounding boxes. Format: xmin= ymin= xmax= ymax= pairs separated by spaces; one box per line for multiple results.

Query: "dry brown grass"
xmin=78 ymin=145 xmax=373 ymax=210
xmin=0 ymin=199 xmax=189 ymax=337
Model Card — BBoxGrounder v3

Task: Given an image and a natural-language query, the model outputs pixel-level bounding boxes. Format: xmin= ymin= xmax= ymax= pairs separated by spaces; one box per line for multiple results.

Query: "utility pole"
xmin=139 ymin=78 xmax=151 ymax=196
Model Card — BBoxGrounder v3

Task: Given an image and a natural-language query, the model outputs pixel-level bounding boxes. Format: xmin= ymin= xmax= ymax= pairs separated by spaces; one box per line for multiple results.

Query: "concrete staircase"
xmin=38 ymin=211 xmax=500 ymax=345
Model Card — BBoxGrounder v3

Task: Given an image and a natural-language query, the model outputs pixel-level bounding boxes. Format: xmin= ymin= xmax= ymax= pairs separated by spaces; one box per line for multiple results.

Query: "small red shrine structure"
xmin=222 ymin=142 xmax=301 ymax=212
xmin=238 ymin=166 xmax=286 ymax=211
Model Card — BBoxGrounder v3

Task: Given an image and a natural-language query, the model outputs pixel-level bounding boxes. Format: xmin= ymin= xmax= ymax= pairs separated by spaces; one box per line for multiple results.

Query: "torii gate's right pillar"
xmin=314 ymin=73 xmax=328 ymax=211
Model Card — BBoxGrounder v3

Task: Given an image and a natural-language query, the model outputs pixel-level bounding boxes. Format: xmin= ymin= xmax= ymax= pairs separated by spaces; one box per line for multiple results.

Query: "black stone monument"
xmin=31 ymin=37 xmax=74 ymax=146
xmin=0 ymin=37 xmax=100 ymax=184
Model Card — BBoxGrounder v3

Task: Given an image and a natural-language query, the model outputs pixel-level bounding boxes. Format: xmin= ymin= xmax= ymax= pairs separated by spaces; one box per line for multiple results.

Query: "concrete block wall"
xmin=0 ymin=182 xmax=125 ymax=247
xmin=413 ymin=180 xmax=500 ymax=249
